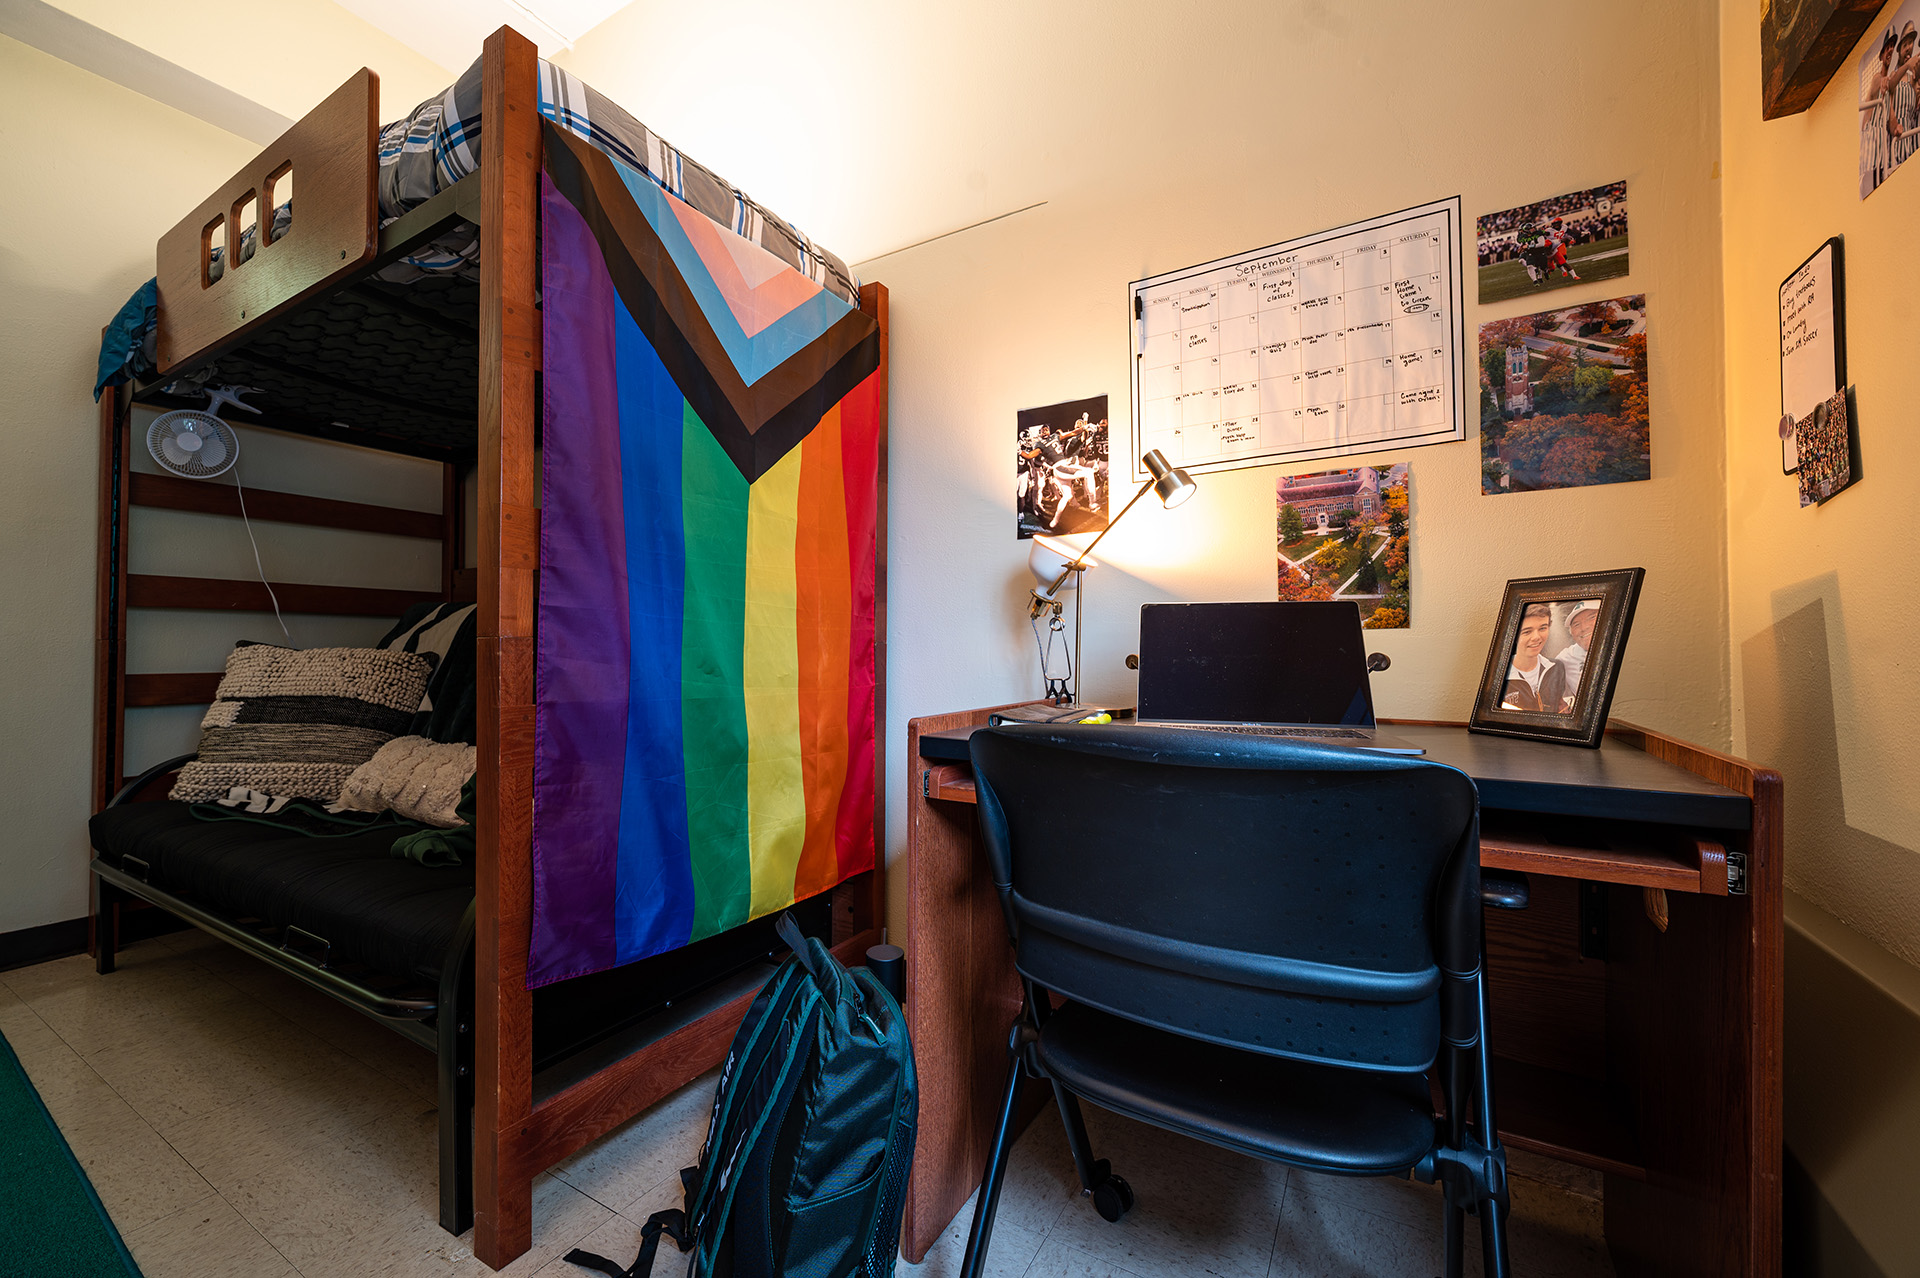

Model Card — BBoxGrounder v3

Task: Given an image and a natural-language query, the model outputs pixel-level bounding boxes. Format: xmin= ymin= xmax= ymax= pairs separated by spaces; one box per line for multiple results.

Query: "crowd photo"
xmin=1016 ymin=395 xmax=1111 ymax=539
xmin=1796 ymin=388 xmax=1853 ymax=506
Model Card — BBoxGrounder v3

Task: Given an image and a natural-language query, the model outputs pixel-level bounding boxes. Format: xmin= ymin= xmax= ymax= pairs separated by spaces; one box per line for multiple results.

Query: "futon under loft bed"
xmin=89 ymin=27 xmax=888 ymax=1270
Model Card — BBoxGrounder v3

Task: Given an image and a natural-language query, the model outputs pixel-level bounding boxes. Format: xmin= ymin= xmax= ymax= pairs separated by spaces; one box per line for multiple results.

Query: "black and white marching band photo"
xmin=1016 ymin=395 xmax=1111 ymax=539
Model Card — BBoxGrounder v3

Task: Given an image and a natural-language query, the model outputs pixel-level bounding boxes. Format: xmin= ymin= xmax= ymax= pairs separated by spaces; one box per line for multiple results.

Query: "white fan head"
xmin=147 ymin=409 xmax=239 ymax=479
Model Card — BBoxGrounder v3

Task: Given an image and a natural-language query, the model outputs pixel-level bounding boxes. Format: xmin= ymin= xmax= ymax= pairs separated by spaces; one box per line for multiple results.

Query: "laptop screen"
xmin=1136 ymin=601 xmax=1376 ymax=726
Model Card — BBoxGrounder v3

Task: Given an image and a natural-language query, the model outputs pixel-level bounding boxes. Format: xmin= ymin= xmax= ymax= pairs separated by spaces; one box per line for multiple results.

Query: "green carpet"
xmin=0 ymin=1029 xmax=143 ymax=1278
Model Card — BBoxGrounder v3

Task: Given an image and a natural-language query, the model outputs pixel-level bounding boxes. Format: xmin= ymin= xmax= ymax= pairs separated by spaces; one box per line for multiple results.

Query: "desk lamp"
xmin=1027 ymin=449 xmax=1198 ymax=705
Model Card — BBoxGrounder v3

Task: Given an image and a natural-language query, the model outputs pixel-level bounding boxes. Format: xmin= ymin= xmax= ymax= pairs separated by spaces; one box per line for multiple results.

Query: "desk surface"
xmin=915 ymin=719 xmax=1751 ymax=831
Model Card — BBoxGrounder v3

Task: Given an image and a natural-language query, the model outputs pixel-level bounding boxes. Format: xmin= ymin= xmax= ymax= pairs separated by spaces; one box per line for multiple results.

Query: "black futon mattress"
xmin=90 ymin=802 xmax=474 ymax=987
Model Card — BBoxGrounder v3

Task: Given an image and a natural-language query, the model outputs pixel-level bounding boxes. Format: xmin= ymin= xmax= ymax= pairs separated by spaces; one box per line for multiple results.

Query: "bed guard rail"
xmin=155 ymin=68 xmax=380 ymax=375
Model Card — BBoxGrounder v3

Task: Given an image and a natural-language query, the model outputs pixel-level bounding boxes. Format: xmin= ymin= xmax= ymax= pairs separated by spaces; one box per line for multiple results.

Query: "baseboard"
xmin=1786 ymin=888 xmax=1920 ymax=1019
xmin=0 ymin=917 xmax=88 ymax=973
xmin=0 ymin=909 xmax=190 ymax=974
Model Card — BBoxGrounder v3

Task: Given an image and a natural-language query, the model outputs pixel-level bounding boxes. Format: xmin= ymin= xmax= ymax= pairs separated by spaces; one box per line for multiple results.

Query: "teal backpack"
xmin=567 ymin=914 xmax=917 ymax=1278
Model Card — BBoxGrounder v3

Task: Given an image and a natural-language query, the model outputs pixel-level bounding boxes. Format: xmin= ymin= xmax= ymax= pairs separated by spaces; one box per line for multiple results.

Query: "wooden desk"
xmin=902 ymin=709 xmax=1782 ymax=1278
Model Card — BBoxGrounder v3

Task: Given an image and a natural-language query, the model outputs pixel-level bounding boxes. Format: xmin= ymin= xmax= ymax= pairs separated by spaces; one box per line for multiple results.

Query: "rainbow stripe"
xmin=530 ymin=125 xmax=879 ymax=985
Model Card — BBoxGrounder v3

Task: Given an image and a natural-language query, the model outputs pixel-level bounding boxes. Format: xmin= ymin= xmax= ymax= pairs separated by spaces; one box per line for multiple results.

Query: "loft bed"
xmin=89 ymin=27 xmax=888 ymax=1270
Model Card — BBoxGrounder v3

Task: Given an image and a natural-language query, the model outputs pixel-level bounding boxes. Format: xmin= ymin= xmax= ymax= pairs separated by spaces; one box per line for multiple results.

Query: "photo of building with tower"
xmin=1275 ymin=463 xmax=1411 ymax=628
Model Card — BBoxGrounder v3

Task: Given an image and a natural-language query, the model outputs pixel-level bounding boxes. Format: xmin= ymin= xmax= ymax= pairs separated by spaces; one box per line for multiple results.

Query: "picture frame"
xmin=1468 ymin=568 xmax=1645 ymax=748
xmin=1761 ymin=0 xmax=1886 ymax=121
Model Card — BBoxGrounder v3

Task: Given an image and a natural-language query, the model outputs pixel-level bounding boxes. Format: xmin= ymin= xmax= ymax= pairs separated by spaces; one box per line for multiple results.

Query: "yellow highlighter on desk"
xmin=1076 ymin=712 xmax=1112 ymax=724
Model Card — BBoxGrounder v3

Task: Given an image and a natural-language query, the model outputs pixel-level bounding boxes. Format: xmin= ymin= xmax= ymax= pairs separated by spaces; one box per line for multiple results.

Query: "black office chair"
xmin=959 ymin=724 xmax=1520 ymax=1278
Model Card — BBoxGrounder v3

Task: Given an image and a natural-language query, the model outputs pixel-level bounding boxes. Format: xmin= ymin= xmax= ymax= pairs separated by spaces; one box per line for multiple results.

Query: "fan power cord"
xmin=232 ymin=467 xmax=291 ymax=643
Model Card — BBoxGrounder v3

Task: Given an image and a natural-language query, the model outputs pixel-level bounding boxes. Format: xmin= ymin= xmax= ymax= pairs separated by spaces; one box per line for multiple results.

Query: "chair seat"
xmin=1038 ymin=1000 xmax=1437 ymax=1175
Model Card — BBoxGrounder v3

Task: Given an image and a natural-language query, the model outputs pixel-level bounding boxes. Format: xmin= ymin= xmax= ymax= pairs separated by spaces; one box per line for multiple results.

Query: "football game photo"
xmin=1475 ymin=182 xmax=1630 ymax=304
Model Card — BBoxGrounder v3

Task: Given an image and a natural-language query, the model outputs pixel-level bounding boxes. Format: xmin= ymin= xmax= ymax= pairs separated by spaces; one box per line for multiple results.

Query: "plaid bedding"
xmin=96 ymin=56 xmax=861 ymax=396
xmin=376 ymin=57 xmax=859 ymax=303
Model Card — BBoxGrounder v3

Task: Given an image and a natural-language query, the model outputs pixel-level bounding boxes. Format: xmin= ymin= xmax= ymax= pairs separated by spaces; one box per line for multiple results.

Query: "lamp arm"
xmin=1034 ymin=476 xmax=1157 ymax=607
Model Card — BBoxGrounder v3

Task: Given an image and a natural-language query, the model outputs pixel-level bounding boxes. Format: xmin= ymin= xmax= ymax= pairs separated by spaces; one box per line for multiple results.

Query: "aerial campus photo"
xmin=1478 ymin=294 xmax=1650 ymax=495
xmin=1475 ymin=181 xmax=1630 ymax=304
xmin=1275 ymin=463 xmax=1411 ymax=628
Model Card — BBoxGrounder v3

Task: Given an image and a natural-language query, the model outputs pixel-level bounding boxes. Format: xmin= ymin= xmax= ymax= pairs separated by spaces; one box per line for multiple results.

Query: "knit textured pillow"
xmin=332 ymin=735 xmax=476 ymax=828
xmin=168 ymin=645 xmax=437 ymax=803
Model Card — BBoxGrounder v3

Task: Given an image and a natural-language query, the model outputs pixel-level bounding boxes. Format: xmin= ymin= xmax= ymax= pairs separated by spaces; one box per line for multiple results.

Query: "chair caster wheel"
xmin=1092 ymin=1174 xmax=1133 ymax=1223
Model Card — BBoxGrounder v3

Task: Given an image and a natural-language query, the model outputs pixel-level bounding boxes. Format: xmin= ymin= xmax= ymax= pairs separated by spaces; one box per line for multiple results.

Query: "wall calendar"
xmin=1128 ymin=196 xmax=1465 ymax=478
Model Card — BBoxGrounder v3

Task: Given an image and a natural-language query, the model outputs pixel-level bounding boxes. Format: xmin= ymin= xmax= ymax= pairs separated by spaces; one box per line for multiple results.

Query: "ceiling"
xmin=330 ymin=0 xmax=637 ymax=65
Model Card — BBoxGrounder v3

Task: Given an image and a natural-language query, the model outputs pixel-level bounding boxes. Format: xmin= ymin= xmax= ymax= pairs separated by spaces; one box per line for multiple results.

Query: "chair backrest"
xmin=971 ymin=725 xmax=1481 ymax=1075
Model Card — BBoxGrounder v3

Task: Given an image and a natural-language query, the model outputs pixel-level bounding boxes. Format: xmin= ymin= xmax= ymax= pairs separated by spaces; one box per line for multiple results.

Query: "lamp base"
xmin=986 ymin=704 xmax=1136 ymax=726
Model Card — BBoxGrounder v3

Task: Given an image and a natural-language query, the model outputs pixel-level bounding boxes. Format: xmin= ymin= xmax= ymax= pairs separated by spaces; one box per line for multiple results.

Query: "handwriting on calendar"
xmin=1129 ymin=198 xmax=1465 ymax=478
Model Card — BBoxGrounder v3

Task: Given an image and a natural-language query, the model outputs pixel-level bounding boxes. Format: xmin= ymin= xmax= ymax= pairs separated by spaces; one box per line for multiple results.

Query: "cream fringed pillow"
xmin=333 ymin=736 xmax=476 ymax=828
xmin=170 ymin=645 xmax=436 ymax=803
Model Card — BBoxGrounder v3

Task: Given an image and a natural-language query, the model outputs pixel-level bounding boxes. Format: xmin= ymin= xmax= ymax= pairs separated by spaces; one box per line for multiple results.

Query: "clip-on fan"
xmin=145 ymin=386 xmax=290 ymax=640
xmin=146 ymin=385 xmax=260 ymax=479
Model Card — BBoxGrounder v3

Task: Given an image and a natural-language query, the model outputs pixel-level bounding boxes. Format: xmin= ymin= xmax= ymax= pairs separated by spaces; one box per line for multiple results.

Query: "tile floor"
xmin=1 ymin=930 xmax=1615 ymax=1277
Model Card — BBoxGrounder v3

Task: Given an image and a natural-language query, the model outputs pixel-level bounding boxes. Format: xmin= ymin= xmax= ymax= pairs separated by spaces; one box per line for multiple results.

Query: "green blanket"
xmin=390 ymin=777 xmax=476 ymax=867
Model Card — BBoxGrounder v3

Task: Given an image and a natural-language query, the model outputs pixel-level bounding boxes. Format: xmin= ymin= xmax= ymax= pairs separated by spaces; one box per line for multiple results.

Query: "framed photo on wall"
xmin=1469 ymin=568 xmax=1645 ymax=748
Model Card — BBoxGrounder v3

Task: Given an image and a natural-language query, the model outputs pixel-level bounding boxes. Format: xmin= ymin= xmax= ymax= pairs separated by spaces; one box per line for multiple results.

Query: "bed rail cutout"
xmin=156 ymin=68 xmax=379 ymax=375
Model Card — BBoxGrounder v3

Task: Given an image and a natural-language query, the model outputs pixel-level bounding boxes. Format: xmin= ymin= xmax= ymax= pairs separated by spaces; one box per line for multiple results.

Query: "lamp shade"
xmin=1028 ymin=533 xmax=1093 ymax=590
xmin=1143 ymin=449 xmax=1198 ymax=508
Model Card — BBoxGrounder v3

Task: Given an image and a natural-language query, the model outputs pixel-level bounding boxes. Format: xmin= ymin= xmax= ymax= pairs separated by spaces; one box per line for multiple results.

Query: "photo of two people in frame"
xmin=1499 ymin=598 xmax=1602 ymax=715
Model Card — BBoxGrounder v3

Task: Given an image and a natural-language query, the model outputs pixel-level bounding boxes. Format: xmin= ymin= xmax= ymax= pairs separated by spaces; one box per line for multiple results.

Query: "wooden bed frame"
xmin=92 ymin=26 xmax=887 ymax=1269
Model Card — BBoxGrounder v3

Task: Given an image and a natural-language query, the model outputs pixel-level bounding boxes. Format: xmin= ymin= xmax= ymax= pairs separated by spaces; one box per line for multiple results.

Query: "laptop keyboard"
xmin=1161 ymin=724 xmax=1371 ymax=740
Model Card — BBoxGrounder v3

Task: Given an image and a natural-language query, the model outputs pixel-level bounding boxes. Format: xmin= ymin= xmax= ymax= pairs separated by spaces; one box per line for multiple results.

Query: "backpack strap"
xmin=775 ymin=911 xmax=827 ymax=981
xmin=562 ymin=1208 xmax=688 ymax=1278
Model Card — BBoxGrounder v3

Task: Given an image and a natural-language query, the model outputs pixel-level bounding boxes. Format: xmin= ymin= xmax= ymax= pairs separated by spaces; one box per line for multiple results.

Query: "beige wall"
xmin=824 ymin=1 xmax=1731 ymax=934
xmin=0 ymin=35 xmax=443 ymax=938
xmin=1720 ymin=0 xmax=1920 ymax=967
xmin=1784 ymin=893 xmax=1920 ymax=1273
xmin=5 ymin=0 xmax=1917 ymax=1265
xmin=38 ymin=0 xmax=454 ymax=121
xmin=0 ymin=35 xmax=257 ymax=936
xmin=1721 ymin=2 xmax=1920 ymax=1270
xmin=119 ymin=411 xmax=443 ymax=774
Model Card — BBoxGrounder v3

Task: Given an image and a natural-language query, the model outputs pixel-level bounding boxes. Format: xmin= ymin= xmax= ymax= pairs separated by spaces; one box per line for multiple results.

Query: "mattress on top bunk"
xmin=89 ymin=801 xmax=474 ymax=987
xmin=378 ymin=57 xmax=857 ymax=302
xmin=96 ymin=55 xmax=858 ymax=398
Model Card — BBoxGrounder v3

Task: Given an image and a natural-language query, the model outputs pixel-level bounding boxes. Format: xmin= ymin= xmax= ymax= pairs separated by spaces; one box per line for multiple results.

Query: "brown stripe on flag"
xmin=542 ymin=123 xmax=881 ymax=483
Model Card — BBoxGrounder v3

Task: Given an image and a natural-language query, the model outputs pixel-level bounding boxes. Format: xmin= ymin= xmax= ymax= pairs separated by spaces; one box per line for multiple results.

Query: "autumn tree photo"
xmin=1276 ymin=466 xmax=1410 ymax=627
xmin=1478 ymin=295 xmax=1650 ymax=494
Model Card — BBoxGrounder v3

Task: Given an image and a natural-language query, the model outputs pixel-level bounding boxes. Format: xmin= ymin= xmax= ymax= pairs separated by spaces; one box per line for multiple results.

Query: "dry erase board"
xmin=1779 ymin=237 xmax=1845 ymax=473
xmin=1127 ymin=197 xmax=1466 ymax=480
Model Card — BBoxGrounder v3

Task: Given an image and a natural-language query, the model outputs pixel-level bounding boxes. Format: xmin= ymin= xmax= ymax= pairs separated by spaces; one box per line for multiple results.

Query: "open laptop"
xmin=1134 ymin=601 xmax=1424 ymax=754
